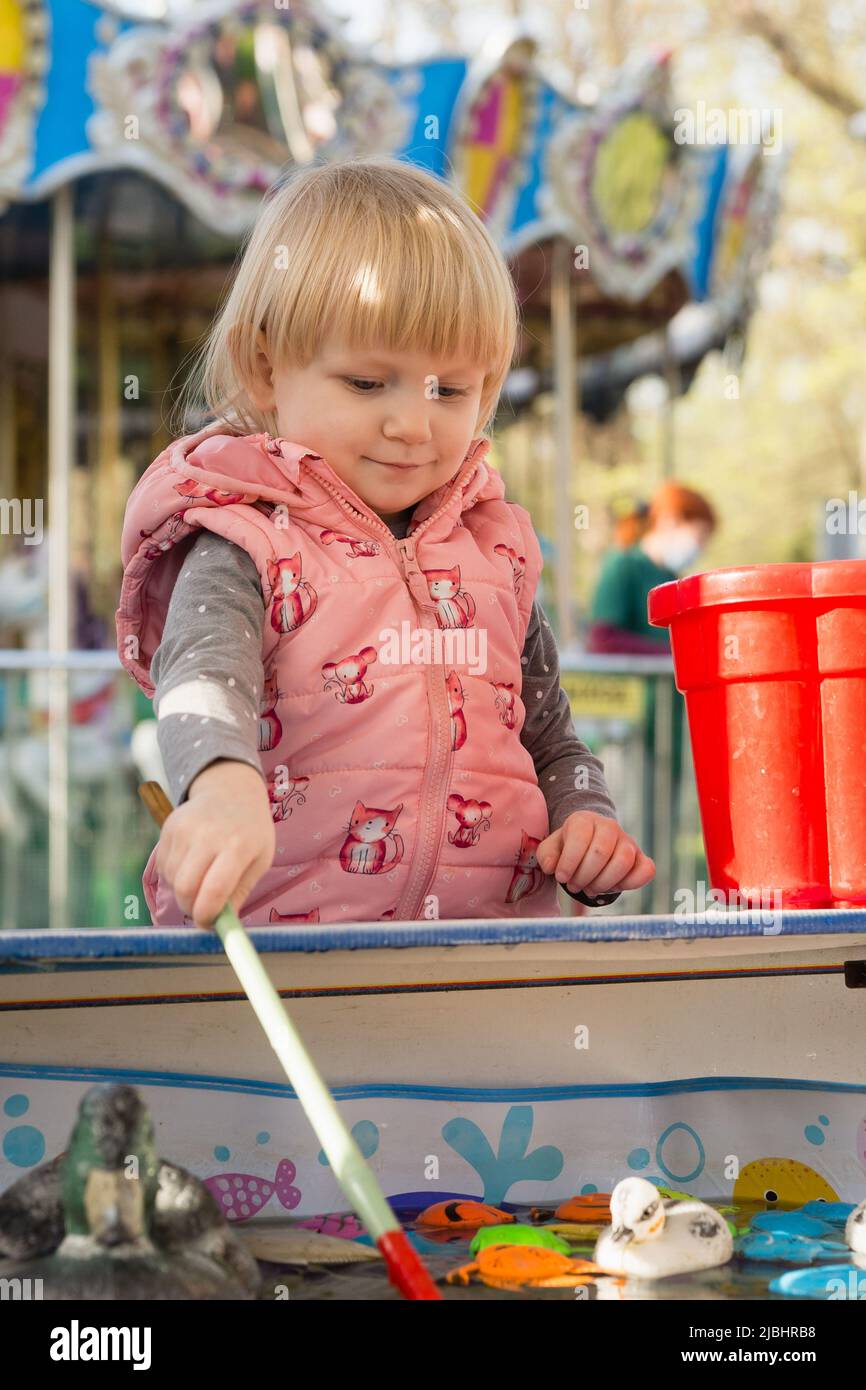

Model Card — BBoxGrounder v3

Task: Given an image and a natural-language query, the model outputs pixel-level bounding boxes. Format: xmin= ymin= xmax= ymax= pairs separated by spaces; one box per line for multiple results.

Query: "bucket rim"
xmin=648 ymin=559 xmax=866 ymax=626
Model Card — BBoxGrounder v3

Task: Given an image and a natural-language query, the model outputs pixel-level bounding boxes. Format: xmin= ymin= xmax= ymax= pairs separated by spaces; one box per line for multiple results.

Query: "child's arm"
xmin=148 ymin=530 xmax=275 ymax=926
xmin=519 ymin=598 xmax=654 ymax=905
xmin=151 ymin=530 xmax=266 ymax=806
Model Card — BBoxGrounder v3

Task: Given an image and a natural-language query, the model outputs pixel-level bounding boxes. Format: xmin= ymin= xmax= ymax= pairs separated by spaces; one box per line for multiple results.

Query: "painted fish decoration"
xmin=204 ymin=1159 xmax=301 ymax=1222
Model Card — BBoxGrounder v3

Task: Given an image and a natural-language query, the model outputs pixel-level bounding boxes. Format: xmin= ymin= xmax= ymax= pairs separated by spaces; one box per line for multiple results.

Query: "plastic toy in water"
xmin=801 ymin=1200 xmax=855 ymax=1226
xmin=0 ymin=1084 xmax=260 ymax=1299
xmin=417 ymin=1200 xmax=514 ymax=1231
xmin=470 ymin=1223 xmax=571 ymax=1256
xmin=770 ymin=1264 xmax=866 ymax=1300
xmin=543 ymin=1221 xmax=607 ymax=1242
xmin=732 ymin=1159 xmax=838 ymax=1206
xmin=447 ymin=1245 xmax=612 ymax=1292
xmin=656 ymin=1185 xmax=737 ymax=1215
xmin=298 ymin=1212 xmax=365 ymax=1240
xmin=593 ymin=1178 xmax=733 ymax=1279
xmin=845 ymin=1198 xmax=866 ymax=1254
xmin=750 ymin=1210 xmax=838 ymax=1239
xmin=737 ymin=1230 xmax=847 ymax=1264
xmin=528 ymin=1193 xmax=612 ymax=1223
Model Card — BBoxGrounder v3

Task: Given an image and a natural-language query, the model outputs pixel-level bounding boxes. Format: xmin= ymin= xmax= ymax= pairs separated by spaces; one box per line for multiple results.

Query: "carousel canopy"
xmin=1 ymin=0 xmax=781 ymax=316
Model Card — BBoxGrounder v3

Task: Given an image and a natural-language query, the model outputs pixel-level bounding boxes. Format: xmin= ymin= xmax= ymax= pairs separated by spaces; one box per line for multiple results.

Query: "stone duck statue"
xmin=0 ymin=1083 xmax=260 ymax=1299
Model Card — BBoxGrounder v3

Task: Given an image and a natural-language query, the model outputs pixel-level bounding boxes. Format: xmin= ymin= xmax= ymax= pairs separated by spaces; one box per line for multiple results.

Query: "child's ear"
xmin=236 ymin=326 xmax=276 ymax=411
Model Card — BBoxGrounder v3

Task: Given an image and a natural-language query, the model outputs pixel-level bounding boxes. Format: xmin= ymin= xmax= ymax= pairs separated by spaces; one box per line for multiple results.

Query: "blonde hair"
xmin=177 ymin=155 xmax=520 ymax=438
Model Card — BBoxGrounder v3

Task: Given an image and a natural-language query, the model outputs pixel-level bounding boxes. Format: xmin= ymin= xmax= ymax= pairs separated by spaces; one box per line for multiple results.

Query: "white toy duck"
xmin=594 ymin=1177 xmax=733 ymax=1278
xmin=845 ymin=1198 xmax=866 ymax=1254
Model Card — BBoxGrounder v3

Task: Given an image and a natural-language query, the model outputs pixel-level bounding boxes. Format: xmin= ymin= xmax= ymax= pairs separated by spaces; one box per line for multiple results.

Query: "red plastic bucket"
xmin=648 ymin=560 xmax=866 ymax=908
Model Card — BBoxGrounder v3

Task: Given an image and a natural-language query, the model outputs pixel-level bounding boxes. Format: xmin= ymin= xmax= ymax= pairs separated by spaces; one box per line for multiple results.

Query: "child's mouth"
xmin=363 ymin=457 xmax=427 ymax=471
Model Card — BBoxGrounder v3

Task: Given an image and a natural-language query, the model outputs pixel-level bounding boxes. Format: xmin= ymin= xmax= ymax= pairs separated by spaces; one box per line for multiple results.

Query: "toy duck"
xmin=0 ymin=1084 xmax=260 ymax=1299
xmin=594 ymin=1177 xmax=733 ymax=1279
xmin=845 ymin=1198 xmax=866 ymax=1254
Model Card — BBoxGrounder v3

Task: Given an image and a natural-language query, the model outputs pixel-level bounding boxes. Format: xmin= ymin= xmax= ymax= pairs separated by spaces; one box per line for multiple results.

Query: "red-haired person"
xmin=587 ymin=483 xmax=717 ymax=655
xmin=586 ymin=483 xmax=717 ymax=870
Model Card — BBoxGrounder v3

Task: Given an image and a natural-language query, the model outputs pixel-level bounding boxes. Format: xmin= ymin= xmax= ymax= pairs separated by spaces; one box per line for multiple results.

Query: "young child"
xmin=116 ymin=157 xmax=654 ymax=929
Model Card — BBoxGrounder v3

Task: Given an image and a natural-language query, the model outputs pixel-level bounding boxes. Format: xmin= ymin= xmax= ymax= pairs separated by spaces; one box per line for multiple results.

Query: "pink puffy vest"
xmin=116 ymin=425 xmax=561 ymax=926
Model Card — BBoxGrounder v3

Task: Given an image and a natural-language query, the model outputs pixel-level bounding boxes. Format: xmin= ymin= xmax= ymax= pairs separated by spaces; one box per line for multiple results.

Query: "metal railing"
xmin=0 ymin=650 xmax=702 ymax=928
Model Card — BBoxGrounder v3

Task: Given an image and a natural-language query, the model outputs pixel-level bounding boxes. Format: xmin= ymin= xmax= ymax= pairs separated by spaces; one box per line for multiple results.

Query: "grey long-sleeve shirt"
xmin=151 ymin=515 xmax=621 ymax=906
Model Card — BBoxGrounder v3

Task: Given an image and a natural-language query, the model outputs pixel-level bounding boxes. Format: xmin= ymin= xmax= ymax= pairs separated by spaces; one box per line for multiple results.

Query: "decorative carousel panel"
xmin=541 ymin=53 xmax=706 ymax=304
xmin=0 ymin=0 xmax=49 ymax=202
xmin=709 ymin=141 xmax=785 ymax=316
xmin=449 ymin=32 xmax=540 ymax=242
xmin=85 ymin=0 xmax=413 ymax=232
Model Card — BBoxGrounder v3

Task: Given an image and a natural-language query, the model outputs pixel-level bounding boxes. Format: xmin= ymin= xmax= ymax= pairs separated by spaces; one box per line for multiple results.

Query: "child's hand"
xmin=536 ymin=812 xmax=655 ymax=897
xmin=155 ymin=760 xmax=275 ymax=928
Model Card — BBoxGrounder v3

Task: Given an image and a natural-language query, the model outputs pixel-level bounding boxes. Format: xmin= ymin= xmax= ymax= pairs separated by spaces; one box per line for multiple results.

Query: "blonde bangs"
xmin=179 ymin=157 xmax=519 ymax=437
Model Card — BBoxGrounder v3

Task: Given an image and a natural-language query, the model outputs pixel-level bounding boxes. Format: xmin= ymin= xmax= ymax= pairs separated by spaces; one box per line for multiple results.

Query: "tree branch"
xmin=735 ymin=1 xmax=861 ymax=118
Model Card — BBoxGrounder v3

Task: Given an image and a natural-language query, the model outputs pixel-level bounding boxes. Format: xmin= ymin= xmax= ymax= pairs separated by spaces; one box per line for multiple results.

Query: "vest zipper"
xmin=301 ymin=462 xmax=475 ymax=920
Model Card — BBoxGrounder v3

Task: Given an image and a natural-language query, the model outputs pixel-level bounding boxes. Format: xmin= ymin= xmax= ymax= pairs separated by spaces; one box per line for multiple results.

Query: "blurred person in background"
xmin=587 ymin=482 xmax=717 ymax=654
xmin=585 ymin=482 xmax=718 ymax=885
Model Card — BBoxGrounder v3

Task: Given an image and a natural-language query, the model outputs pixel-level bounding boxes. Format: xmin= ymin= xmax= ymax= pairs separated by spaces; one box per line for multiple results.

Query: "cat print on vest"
xmin=446 ymin=670 xmax=467 ymax=750
xmin=266 ymin=554 xmax=318 ymax=634
xmin=492 ymin=682 xmax=516 ymax=729
xmin=267 ymin=771 xmax=309 ymax=822
xmin=320 ymin=528 xmax=381 ymax=558
xmin=269 ymin=906 xmax=321 ymax=923
xmin=259 ymin=669 xmax=283 ymax=751
xmin=423 ymin=565 xmax=476 ymax=629
xmin=339 ymin=801 xmax=405 ymax=874
xmin=322 ymin=647 xmax=378 ymax=704
xmin=447 ymin=792 xmax=492 ymax=848
xmin=505 ymin=830 xmax=545 ymax=902
xmin=493 ymin=543 xmax=526 ymax=598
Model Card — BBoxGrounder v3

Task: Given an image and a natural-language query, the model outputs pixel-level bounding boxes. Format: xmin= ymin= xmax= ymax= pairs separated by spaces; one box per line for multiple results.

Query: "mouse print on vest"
xmin=321 ymin=528 xmax=381 ymax=558
xmin=322 ymin=647 xmax=378 ymax=704
xmin=339 ymin=801 xmax=404 ymax=874
xmin=493 ymin=543 xmax=526 ymax=597
xmin=492 ymin=682 xmax=516 ymax=729
xmin=139 ymin=511 xmax=187 ymax=560
xmin=505 ymin=830 xmax=546 ymax=903
xmin=423 ymin=565 xmax=476 ymax=628
xmin=445 ymin=670 xmax=467 ymax=751
xmin=447 ymin=792 xmax=492 ymax=848
xmin=266 ymin=555 xmax=318 ymax=634
xmin=267 ymin=770 xmax=309 ymax=823
xmin=117 ymin=426 xmax=562 ymax=924
xmin=174 ymin=477 xmax=259 ymax=507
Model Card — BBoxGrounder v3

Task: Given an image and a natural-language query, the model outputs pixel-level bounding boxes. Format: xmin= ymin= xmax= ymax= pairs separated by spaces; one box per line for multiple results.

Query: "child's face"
xmin=248 ymin=332 xmax=487 ymax=520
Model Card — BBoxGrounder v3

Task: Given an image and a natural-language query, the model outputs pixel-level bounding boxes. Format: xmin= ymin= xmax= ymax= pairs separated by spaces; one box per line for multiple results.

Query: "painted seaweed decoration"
xmin=441 ymin=1105 xmax=563 ymax=1206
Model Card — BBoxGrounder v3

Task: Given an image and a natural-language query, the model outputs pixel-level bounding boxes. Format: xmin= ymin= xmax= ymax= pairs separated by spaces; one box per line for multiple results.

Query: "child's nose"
xmin=382 ymin=394 xmax=433 ymax=445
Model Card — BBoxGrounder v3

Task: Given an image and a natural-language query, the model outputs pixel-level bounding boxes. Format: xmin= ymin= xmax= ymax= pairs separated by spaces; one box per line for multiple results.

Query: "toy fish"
xmin=237 ymin=1224 xmax=380 ymax=1265
xmin=417 ymin=1200 xmax=513 ymax=1231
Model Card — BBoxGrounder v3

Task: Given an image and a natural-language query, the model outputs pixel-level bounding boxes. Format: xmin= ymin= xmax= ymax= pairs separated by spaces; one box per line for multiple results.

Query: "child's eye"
xmin=345 ymin=377 xmax=381 ymax=393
